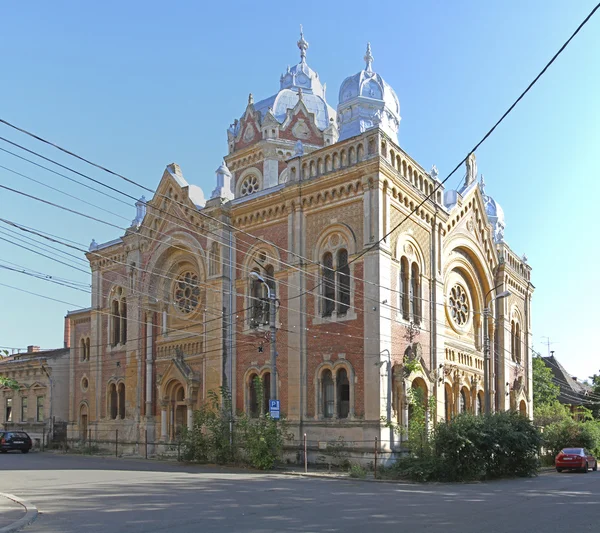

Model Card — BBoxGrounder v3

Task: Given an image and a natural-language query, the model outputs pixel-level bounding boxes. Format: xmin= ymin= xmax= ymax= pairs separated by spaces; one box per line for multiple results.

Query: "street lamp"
xmin=483 ymin=287 xmax=510 ymax=415
xmin=249 ymin=271 xmax=278 ymax=401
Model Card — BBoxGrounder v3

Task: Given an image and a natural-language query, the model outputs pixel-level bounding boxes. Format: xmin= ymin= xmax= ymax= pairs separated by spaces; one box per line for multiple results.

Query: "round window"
xmin=240 ymin=175 xmax=260 ymax=196
xmin=448 ymin=284 xmax=470 ymax=326
xmin=174 ymin=271 xmax=200 ymax=314
xmin=81 ymin=377 xmax=89 ymax=392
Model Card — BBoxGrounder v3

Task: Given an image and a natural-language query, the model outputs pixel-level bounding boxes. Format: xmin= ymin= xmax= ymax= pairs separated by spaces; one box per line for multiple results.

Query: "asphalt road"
xmin=1 ymin=452 xmax=598 ymax=532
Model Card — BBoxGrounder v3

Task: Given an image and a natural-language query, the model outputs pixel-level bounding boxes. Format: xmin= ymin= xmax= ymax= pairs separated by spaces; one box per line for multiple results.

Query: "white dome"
xmin=337 ymin=43 xmax=401 ymax=143
xmin=232 ymin=29 xmax=336 ymax=133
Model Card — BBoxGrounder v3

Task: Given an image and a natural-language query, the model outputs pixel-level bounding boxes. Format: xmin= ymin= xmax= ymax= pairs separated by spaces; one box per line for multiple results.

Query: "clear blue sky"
xmin=0 ymin=1 xmax=598 ymax=379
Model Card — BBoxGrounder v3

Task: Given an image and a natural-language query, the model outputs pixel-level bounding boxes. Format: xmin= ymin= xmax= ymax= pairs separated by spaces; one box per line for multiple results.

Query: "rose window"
xmin=448 ymin=285 xmax=469 ymax=326
xmin=174 ymin=271 xmax=200 ymax=314
xmin=240 ymin=175 xmax=260 ymax=196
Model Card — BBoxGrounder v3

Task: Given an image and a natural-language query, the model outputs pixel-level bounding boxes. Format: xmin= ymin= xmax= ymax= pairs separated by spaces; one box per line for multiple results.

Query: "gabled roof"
xmin=543 ymin=355 xmax=593 ymax=406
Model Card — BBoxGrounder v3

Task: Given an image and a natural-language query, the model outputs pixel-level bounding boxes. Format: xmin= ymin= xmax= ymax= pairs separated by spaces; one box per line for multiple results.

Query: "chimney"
xmin=27 ymin=345 xmax=40 ymax=353
xmin=64 ymin=315 xmax=71 ymax=349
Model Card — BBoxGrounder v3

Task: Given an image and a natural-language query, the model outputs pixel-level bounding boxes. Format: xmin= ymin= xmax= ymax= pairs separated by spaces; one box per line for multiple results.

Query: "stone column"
xmin=145 ymin=314 xmax=154 ymax=416
xmin=186 ymin=399 xmax=194 ymax=431
xmin=402 ymin=396 xmax=409 ymax=442
xmin=160 ymin=401 xmax=168 ymax=441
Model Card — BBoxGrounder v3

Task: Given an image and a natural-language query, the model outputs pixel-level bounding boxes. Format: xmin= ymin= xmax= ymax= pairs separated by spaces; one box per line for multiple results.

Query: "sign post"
xmin=269 ymin=399 xmax=280 ymax=420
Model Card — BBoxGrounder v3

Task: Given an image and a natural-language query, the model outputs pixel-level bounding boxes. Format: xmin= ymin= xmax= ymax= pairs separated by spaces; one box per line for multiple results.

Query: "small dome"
xmin=337 ymin=43 xmax=401 ymax=143
xmin=235 ymin=28 xmax=336 ymax=133
xmin=480 ymin=176 xmax=505 ymax=243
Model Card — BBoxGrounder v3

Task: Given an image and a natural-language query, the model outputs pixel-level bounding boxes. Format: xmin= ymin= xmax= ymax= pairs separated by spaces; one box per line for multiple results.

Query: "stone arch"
xmin=314 ymin=359 xmax=355 ymax=420
xmin=243 ymin=365 xmax=271 ymax=417
xmin=79 ymin=401 xmax=89 ymax=441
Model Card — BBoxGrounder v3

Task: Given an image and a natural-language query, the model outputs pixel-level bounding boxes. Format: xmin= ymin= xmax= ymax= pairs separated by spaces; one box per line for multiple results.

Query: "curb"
xmin=0 ymin=493 xmax=38 ymax=533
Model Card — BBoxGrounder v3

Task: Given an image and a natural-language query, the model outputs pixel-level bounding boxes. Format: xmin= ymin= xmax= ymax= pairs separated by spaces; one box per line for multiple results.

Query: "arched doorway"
xmin=519 ymin=400 xmax=527 ymax=416
xmin=162 ymin=380 xmax=188 ymax=441
xmin=80 ymin=404 xmax=88 ymax=442
xmin=408 ymin=377 xmax=429 ymax=429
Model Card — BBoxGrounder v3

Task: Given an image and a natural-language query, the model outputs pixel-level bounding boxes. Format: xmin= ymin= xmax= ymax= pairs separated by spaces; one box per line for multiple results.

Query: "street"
xmin=1 ymin=452 xmax=598 ymax=532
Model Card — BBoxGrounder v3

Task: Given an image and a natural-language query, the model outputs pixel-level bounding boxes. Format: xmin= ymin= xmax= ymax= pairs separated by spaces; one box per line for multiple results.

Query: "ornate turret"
xmin=337 ymin=43 xmax=401 ymax=144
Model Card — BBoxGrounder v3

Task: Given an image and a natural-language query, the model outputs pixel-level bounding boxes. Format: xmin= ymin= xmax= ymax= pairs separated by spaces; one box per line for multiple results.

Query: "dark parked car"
xmin=0 ymin=431 xmax=32 ymax=453
xmin=555 ymin=448 xmax=597 ymax=473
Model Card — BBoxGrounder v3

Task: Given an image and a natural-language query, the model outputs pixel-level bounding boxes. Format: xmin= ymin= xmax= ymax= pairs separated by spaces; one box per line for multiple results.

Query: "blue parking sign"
xmin=269 ymin=400 xmax=280 ymax=419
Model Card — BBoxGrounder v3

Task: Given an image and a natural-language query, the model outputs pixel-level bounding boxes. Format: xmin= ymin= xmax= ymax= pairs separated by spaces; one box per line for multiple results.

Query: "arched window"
xmin=322 ymin=252 xmax=335 ymax=317
xmin=249 ymin=264 xmax=275 ymax=328
xmin=475 ymin=393 xmax=482 ymax=416
xmin=248 ymin=374 xmax=259 ymax=418
xmin=109 ymin=383 xmax=118 ymax=420
xmin=322 ymin=370 xmax=334 ymax=418
xmin=118 ymin=383 xmax=125 ymax=419
xmin=445 ymin=386 xmax=452 ymax=421
xmin=515 ymin=323 xmax=521 ymax=363
xmin=85 ymin=338 xmax=90 ymax=361
xmin=120 ymin=299 xmax=127 ymax=344
xmin=400 ymin=257 xmax=409 ymax=320
xmin=80 ymin=338 xmax=86 ymax=362
xmin=337 ymin=368 xmax=350 ymax=419
xmin=459 ymin=389 xmax=467 ymax=413
xmin=111 ymin=300 xmax=120 ymax=346
xmin=411 ymin=262 xmax=420 ymax=324
xmin=337 ymin=249 xmax=350 ymax=316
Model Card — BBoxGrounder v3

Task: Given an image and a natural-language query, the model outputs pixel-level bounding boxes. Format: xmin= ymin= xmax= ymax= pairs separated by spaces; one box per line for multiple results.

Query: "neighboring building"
xmin=67 ymin=33 xmax=533 ymax=450
xmin=543 ymin=354 xmax=593 ymax=416
xmin=0 ymin=344 xmax=70 ymax=446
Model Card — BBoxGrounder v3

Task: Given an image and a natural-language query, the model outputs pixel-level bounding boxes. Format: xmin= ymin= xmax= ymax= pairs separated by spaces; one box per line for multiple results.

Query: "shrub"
xmin=543 ymin=418 xmax=597 ymax=458
xmin=349 ymin=463 xmax=367 ymax=478
xmin=180 ymin=385 xmax=289 ymax=469
xmin=392 ymin=411 xmax=541 ymax=482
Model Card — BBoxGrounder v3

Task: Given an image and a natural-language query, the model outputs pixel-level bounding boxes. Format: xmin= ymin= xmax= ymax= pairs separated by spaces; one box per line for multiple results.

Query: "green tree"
xmin=532 ymin=355 xmax=559 ymax=407
xmin=588 ymin=372 xmax=600 ymax=419
xmin=0 ymin=349 xmax=19 ymax=390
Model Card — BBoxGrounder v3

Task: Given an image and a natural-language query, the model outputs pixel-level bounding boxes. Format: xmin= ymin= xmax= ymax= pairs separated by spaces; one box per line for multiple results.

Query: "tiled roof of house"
xmin=542 ymin=355 xmax=593 ymax=406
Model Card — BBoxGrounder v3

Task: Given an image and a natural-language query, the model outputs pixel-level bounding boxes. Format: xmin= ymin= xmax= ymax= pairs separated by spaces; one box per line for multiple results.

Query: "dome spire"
xmin=364 ymin=42 xmax=374 ymax=73
xmin=297 ymin=25 xmax=308 ymax=63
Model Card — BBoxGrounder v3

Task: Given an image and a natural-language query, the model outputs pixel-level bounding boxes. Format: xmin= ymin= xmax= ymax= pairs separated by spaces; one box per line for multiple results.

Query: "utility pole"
xmin=268 ymin=283 xmax=277 ymax=401
xmin=250 ymin=272 xmax=277 ymax=401
xmin=483 ymin=287 xmax=511 ymax=415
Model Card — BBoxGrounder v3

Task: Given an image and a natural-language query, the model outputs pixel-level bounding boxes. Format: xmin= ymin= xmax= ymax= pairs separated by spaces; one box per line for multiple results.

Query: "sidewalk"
xmin=0 ymin=493 xmax=37 ymax=533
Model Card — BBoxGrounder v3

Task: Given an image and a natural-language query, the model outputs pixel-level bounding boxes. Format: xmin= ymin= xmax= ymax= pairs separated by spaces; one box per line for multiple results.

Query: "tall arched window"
xmin=85 ymin=338 xmax=90 ymax=361
xmin=248 ymin=374 xmax=259 ymax=418
xmin=110 ymin=288 xmax=126 ymax=346
xmin=337 ymin=249 xmax=350 ymax=316
xmin=80 ymin=339 xmax=86 ymax=362
xmin=515 ymin=323 xmax=521 ymax=363
xmin=111 ymin=300 xmax=120 ymax=346
xmin=459 ymin=389 xmax=467 ymax=413
xmin=322 ymin=370 xmax=334 ymax=418
xmin=322 ymin=252 xmax=335 ymax=317
xmin=400 ymin=257 xmax=409 ymax=319
xmin=337 ymin=368 xmax=350 ymax=419
xmin=120 ymin=300 xmax=127 ymax=344
xmin=476 ymin=393 xmax=483 ymax=416
xmin=118 ymin=383 xmax=125 ymax=419
xmin=109 ymin=383 xmax=118 ymax=419
xmin=249 ymin=264 xmax=275 ymax=328
xmin=411 ymin=262 xmax=420 ymax=324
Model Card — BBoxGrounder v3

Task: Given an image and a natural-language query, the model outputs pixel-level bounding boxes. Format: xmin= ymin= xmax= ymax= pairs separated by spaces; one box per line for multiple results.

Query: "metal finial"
xmin=480 ymin=174 xmax=486 ymax=194
xmin=364 ymin=42 xmax=374 ymax=72
xmin=297 ymin=25 xmax=308 ymax=62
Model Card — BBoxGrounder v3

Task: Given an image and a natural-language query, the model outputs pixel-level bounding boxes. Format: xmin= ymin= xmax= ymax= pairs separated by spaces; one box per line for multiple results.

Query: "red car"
xmin=555 ymin=448 xmax=597 ymax=473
